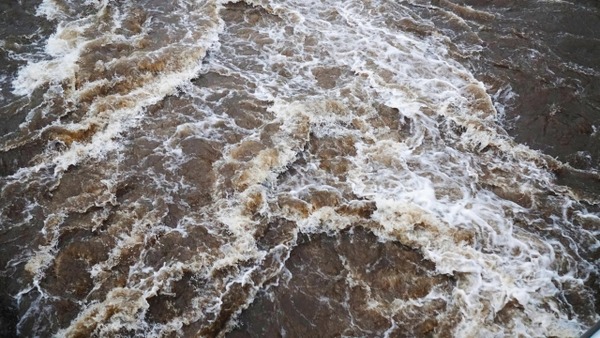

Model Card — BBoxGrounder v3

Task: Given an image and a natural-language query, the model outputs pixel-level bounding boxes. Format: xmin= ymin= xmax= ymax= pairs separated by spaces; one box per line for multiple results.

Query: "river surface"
xmin=0 ymin=0 xmax=599 ymax=337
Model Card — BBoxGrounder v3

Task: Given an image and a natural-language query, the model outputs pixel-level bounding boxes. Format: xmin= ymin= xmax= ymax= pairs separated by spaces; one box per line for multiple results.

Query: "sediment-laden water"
xmin=1 ymin=0 xmax=599 ymax=337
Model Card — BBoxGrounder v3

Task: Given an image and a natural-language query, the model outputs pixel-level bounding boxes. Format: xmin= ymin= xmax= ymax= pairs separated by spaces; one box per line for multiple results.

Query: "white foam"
xmin=7 ymin=0 xmax=598 ymax=336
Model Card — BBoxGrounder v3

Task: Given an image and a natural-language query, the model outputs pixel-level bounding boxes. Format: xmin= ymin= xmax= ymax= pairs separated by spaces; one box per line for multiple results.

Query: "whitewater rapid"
xmin=0 ymin=0 xmax=598 ymax=337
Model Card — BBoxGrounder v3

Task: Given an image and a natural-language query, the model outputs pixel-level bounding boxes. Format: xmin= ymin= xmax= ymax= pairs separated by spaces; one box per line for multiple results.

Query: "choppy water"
xmin=0 ymin=0 xmax=599 ymax=337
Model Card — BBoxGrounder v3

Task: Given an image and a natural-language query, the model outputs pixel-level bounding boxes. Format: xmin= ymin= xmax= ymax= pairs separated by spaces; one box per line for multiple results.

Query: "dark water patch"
xmin=0 ymin=279 xmax=18 ymax=338
xmin=146 ymin=272 xmax=199 ymax=325
xmin=0 ymin=138 xmax=45 ymax=177
xmin=554 ymin=167 xmax=600 ymax=199
xmin=0 ymin=96 xmax=37 ymax=138
xmin=229 ymin=227 xmax=456 ymax=338
xmin=0 ymin=84 xmax=60 ymax=177
xmin=434 ymin=0 xmax=600 ymax=172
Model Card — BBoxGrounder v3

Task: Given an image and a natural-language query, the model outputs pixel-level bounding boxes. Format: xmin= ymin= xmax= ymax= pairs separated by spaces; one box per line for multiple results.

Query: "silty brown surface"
xmin=0 ymin=0 xmax=598 ymax=337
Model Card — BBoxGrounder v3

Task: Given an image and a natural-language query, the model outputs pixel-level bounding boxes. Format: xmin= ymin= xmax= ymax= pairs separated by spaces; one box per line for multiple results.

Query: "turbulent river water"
xmin=1 ymin=0 xmax=599 ymax=337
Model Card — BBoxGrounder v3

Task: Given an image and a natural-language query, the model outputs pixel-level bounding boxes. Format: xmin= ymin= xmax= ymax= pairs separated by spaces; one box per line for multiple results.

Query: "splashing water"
xmin=0 ymin=0 xmax=598 ymax=337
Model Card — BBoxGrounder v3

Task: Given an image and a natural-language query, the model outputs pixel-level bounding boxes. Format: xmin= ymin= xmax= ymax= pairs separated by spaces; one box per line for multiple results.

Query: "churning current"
xmin=0 ymin=0 xmax=599 ymax=337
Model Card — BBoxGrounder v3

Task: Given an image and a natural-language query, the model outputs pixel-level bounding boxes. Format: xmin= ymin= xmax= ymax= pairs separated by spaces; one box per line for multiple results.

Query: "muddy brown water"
xmin=0 ymin=0 xmax=599 ymax=337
